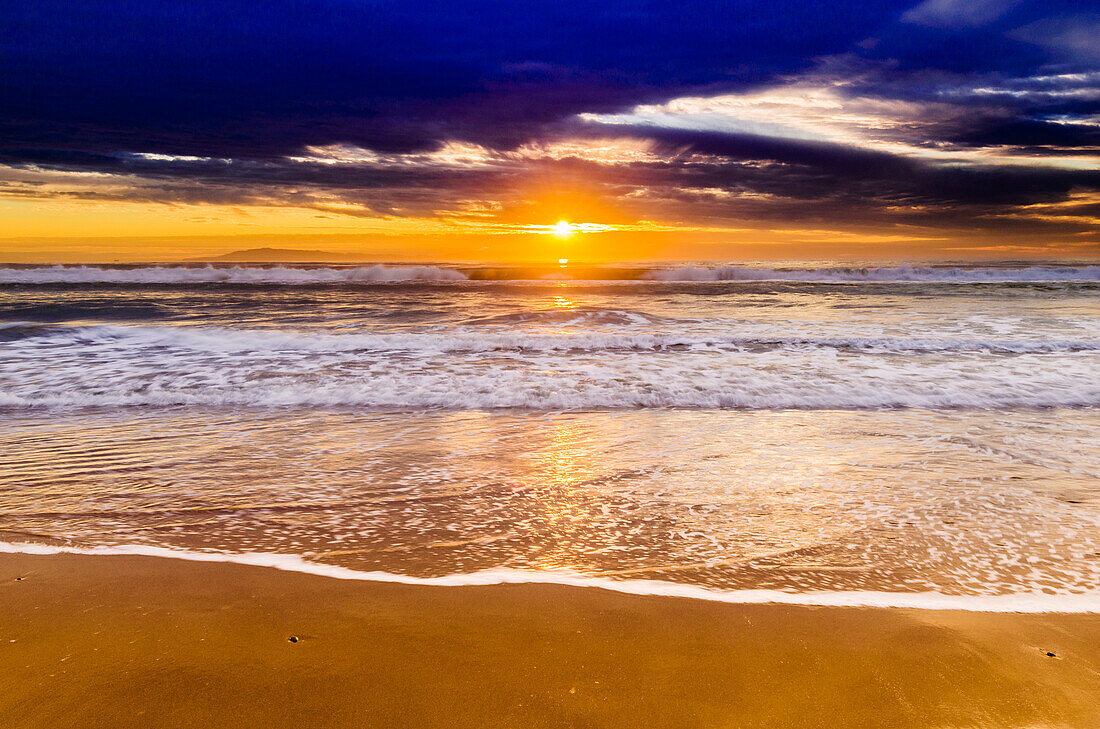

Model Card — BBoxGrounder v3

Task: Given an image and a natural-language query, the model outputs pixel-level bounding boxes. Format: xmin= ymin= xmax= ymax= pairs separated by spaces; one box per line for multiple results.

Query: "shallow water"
xmin=2 ymin=261 xmax=1099 ymax=604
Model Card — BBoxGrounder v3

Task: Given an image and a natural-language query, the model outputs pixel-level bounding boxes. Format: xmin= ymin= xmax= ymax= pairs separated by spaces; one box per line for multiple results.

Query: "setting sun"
xmin=553 ymin=221 xmax=572 ymax=237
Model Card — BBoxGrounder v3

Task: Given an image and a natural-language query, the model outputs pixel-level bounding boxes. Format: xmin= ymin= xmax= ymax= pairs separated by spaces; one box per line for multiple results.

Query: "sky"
xmin=1 ymin=0 xmax=1099 ymax=262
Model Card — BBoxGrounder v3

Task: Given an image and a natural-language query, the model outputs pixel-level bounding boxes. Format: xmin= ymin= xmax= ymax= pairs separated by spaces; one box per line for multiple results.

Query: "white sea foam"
xmin=0 ymin=264 xmax=468 ymax=285
xmin=1 ymin=387 xmax=1095 ymax=410
xmin=8 ymin=322 xmax=1100 ymax=355
xmin=3 ymin=328 xmax=1099 ymax=410
xmin=2 ymin=264 xmax=1099 ymax=284
xmin=4 ymin=542 xmax=1099 ymax=613
xmin=643 ymin=264 xmax=1100 ymax=283
xmin=1 ymin=363 xmax=1098 ymax=410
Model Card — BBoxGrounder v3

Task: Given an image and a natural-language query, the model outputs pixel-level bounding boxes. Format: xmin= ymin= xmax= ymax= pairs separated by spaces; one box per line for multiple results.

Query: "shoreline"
xmin=5 ymin=542 xmax=1100 ymax=614
xmin=4 ymin=552 xmax=1100 ymax=728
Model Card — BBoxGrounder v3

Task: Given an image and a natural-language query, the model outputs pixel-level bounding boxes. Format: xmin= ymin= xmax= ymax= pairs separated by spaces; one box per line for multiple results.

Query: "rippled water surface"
xmin=2 ymin=261 xmax=1099 ymax=600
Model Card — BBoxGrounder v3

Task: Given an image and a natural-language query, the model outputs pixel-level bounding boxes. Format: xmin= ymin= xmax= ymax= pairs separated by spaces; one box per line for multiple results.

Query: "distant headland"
xmin=187 ymin=247 xmax=363 ymax=263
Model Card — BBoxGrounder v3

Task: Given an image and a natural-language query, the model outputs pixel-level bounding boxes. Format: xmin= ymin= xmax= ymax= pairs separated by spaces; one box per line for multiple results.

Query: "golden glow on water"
xmin=526 ymin=418 xmax=602 ymax=573
xmin=3 ymin=409 xmax=1099 ymax=593
xmin=551 ymin=293 xmax=575 ymax=309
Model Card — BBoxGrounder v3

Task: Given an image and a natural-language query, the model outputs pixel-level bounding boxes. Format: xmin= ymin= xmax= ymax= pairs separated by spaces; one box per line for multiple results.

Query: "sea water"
xmin=2 ymin=261 xmax=1099 ymax=609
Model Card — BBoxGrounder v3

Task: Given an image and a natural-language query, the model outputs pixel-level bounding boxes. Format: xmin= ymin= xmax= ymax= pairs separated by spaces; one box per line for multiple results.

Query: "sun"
xmin=553 ymin=220 xmax=572 ymax=237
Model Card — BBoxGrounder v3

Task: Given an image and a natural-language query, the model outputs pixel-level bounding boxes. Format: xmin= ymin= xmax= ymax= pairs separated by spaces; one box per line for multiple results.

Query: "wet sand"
xmin=3 ymin=553 xmax=1100 ymax=729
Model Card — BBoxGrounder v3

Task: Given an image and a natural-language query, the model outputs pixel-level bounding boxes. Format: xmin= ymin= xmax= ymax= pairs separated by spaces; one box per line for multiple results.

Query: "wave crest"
xmin=643 ymin=264 xmax=1100 ymax=283
xmin=0 ymin=264 xmax=468 ymax=285
xmin=7 ymin=323 xmax=1100 ymax=354
xmin=3 ymin=263 xmax=1100 ymax=285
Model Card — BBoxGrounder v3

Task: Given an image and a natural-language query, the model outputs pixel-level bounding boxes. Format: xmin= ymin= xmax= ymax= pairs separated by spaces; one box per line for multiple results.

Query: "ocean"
xmin=2 ymin=260 xmax=1099 ymax=610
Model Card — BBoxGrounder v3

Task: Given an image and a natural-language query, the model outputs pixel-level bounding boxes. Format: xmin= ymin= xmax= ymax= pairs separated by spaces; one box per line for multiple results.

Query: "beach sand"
xmin=3 ymin=553 xmax=1100 ymax=729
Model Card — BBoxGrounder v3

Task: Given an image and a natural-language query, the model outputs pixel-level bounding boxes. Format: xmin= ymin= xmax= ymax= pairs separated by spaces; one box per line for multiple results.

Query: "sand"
xmin=3 ymin=553 xmax=1100 ymax=729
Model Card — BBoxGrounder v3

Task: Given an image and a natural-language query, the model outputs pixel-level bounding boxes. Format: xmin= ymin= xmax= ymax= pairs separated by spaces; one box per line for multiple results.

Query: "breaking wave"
xmin=642 ymin=264 xmax=1100 ymax=283
xmin=0 ymin=264 xmax=468 ymax=285
xmin=5 ymin=322 xmax=1100 ymax=354
xmin=2 ymin=263 xmax=1100 ymax=285
xmin=3 ymin=385 xmax=1097 ymax=411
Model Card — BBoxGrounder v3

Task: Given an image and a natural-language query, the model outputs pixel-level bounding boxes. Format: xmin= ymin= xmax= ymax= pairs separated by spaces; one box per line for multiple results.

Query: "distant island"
xmin=187 ymin=247 xmax=364 ymax=263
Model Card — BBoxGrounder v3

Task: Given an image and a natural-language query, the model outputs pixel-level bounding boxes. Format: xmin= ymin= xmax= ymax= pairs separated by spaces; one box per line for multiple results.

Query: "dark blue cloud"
xmin=0 ymin=0 xmax=912 ymax=156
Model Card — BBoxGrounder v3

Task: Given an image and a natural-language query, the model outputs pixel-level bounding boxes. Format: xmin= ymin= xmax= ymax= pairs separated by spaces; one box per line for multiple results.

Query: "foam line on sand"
xmin=5 ymin=542 xmax=1100 ymax=613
